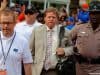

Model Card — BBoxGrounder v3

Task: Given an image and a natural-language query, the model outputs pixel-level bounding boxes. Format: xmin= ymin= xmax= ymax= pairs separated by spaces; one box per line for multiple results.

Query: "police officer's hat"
xmin=88 ymin=0 xmax=100 ymax=12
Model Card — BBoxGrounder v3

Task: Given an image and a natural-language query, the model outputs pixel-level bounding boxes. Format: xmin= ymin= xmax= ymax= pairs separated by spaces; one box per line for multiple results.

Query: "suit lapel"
xmin=38 ymin=25 xmax=47 ymax=60
xmin=57 ymin=25 xmax=60 ymax=48
xmin=42 ymin=25 xmax=47 ymax=52
xmin=38 ymin=25 xmax=60 ymax=55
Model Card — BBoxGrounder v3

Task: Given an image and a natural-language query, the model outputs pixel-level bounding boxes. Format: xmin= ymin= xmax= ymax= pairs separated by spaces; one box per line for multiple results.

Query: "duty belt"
xmin=75 ymin=54 xmax=100 ymax=64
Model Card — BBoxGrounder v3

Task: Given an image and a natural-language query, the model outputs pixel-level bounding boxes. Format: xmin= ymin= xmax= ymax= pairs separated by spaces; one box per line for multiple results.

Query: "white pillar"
xmin=47 ymin=1 xmax=50 ymax=8
xmin=66 ymin=0 xmax=70 ymax=16
xmin=9 ymin=0 xmax=12 ymax=7
xmin=44 ymin=0 xmax=47 ymax=11
xmin=28 ymin=0 xmax=31 ymax=8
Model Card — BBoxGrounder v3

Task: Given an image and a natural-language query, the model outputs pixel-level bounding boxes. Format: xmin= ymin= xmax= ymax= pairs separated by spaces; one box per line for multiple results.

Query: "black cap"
xmin=88 ymin=0 xmax=100 ymax=12
xmin=25 ymin=6 xmax=37 ymax=15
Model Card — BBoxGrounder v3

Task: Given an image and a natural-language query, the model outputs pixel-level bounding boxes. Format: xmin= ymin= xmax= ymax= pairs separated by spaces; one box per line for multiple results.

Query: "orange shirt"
xmin=17 ymin=12 xmax=25 ymax=22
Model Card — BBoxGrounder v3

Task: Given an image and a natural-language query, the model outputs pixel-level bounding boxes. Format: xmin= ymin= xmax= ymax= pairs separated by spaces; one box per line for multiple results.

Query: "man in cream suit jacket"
xmin=30 ymin=7 xmax=73 ymax=75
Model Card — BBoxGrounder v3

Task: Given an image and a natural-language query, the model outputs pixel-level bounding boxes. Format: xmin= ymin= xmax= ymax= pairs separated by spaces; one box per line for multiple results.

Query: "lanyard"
xmin=0 ymin=32 xmax=16 ymax=65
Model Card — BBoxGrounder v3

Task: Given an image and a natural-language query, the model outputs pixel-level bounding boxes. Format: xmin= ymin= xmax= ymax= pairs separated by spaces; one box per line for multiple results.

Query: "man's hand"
xmin=0 ymin=0 xmax=7 ymax=11
xmin=56 ymin=48 xmax=65 ymax=56
xmin=24 ymin=63 xmax=32 ymax=75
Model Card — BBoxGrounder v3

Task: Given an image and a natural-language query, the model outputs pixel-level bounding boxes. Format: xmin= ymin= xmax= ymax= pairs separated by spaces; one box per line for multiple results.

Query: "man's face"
xmin=89 ymin=11 xmax=100 ymax=24
xmin=25 ymin=13 xmax=36 ymax=23
xmin=0 ymin=15 xmax=15 ymax=37
xmin=59 ymin=12 xmax=67 ymax=22
xmin=44 ymin=12 xmax=58 ymax=29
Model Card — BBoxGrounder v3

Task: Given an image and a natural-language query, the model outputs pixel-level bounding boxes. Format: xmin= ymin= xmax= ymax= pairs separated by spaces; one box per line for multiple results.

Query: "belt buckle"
xmin=87 ymin=58 xmax=92 ymax=64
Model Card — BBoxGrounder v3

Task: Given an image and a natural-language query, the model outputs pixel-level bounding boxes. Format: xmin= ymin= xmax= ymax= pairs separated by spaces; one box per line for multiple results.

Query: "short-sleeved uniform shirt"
xmin=0 ymin=31 xmax=33 ymax=75
xmin=71 ymin=23 xmax=100 ymax=58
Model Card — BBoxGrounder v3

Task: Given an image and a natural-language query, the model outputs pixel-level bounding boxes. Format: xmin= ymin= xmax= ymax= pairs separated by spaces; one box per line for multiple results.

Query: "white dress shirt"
xmin=44 ymin=25 xmax=59 ymax=69
xmin=15 ymin=20 xmax=42 ymax=40
xmin=0 ymin=31 xmax=33 ymax=75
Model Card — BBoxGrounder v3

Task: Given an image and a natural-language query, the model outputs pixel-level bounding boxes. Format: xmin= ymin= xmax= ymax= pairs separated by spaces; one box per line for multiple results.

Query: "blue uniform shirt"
xmin=78 ymin=10 xmax=89 ymax=23
xmin=65 ymin=24 xmax=75 ymax=30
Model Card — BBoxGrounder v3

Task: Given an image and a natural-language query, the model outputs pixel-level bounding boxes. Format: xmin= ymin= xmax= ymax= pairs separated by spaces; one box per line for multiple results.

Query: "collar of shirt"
xmin=46 ymin=25 xmax=58 ymax=32
xmin=24 ymin=20 xmax=38 ymax=27
xmin=0 ymin=31 xmax=16 ymax=41
xmin=87 ymin=23 xmax=100 ymax=32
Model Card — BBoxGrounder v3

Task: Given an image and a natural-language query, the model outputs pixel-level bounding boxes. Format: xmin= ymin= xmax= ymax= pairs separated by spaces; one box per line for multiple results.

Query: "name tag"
xmin=0 ymin=64 xmax=6 ymax=75
xmin=0 ymin=70 xmax=6 ymax=75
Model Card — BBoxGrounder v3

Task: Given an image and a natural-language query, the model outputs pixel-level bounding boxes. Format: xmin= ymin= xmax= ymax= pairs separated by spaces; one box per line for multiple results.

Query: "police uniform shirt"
xmin=71 ymin=23 xmax=100 ymax=58
xmin=0 ymin=31 xmax=33 ymax=75
xmin=15 ymin=20 xmax=42 ymax=40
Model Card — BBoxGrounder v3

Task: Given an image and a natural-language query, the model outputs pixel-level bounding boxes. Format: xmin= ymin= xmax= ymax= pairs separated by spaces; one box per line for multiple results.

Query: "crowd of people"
xmin=0 ymin=0 xmax=100 ymax=75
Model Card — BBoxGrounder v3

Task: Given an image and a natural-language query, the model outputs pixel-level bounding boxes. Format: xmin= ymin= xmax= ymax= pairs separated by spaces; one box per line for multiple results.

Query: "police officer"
xmin=70 ymin=0 xmax=100 ymax=75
